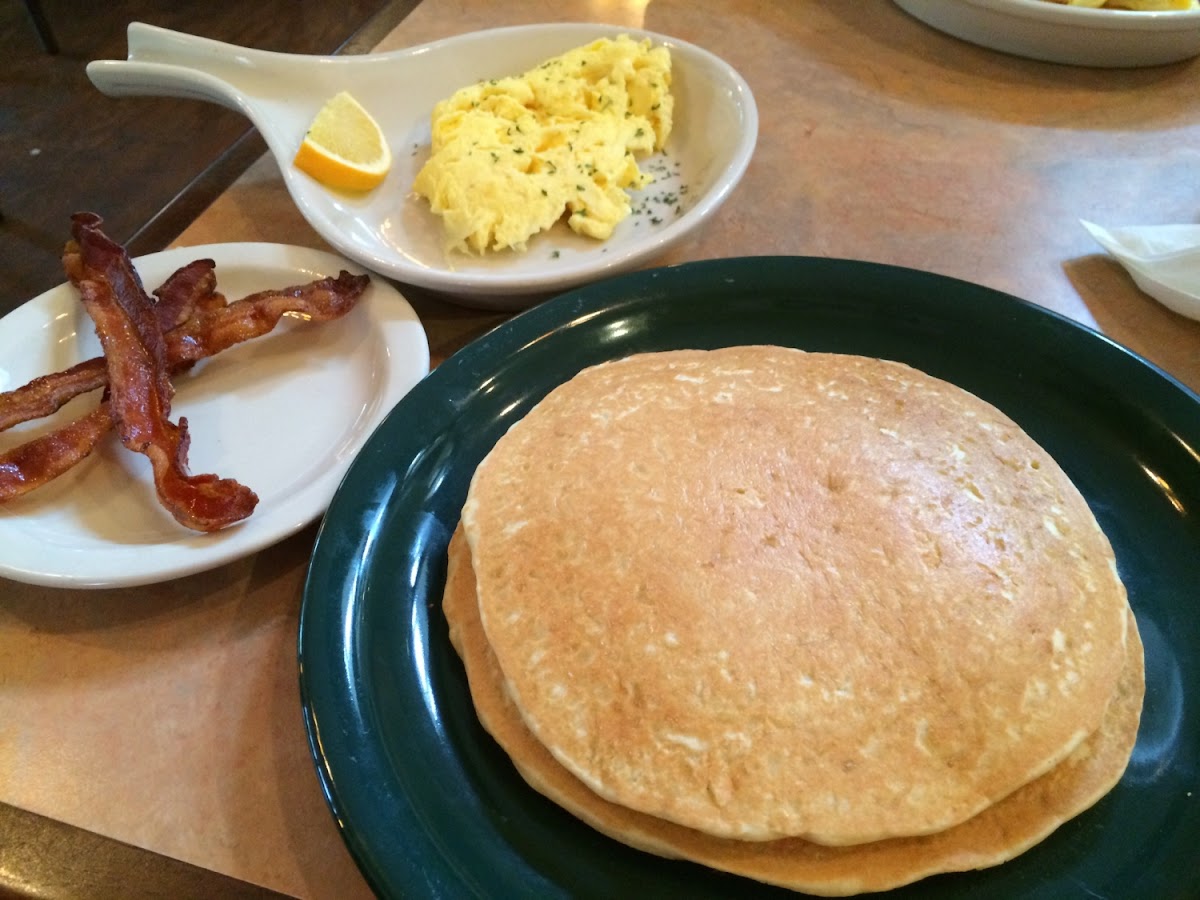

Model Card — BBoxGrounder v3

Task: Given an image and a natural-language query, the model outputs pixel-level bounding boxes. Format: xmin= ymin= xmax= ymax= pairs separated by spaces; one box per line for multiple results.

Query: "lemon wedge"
xmin=293 ymin=92 xmax=392 ymax=192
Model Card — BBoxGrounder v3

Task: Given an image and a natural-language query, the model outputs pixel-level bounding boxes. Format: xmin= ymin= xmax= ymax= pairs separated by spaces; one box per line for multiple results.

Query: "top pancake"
xmin=462 ymin=347 xmax=1129 ymax=845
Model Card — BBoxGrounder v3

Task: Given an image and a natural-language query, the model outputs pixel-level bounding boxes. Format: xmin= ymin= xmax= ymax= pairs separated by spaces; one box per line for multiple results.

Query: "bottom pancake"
xmin=443 ymin=526 xmax=1144 ymax=896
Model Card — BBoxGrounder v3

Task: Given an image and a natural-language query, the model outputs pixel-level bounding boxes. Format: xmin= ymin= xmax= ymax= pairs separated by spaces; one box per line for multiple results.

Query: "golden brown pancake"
xmin=444 ymin=525 xmax=1144 ymax=896
xmin=462 ymin=348 xmax=1130 ymax=844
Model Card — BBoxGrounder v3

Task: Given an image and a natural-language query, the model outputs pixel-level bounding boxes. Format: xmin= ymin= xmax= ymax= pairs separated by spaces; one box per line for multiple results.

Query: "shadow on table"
xmin=1062 ymin=253 xmax=1200 ymax=393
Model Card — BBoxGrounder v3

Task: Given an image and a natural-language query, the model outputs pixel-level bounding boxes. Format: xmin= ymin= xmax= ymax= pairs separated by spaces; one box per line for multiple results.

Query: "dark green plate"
xmin=299 ymin=257 xmax=1200 ymax=899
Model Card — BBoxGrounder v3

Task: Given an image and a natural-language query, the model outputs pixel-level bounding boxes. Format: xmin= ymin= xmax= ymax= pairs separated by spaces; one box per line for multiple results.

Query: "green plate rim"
xmin=299 ymin=256 xmax=1200 ymax=899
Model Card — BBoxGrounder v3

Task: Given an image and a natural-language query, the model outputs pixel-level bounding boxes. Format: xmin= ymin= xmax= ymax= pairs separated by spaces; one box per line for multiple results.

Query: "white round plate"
xmin=87 ymin=23 xmax=759 ymax=309
xmin=894 ymin=0 xmax=1200 ymax=67
xmin=0 ymin=243 xmax=429 ymax=589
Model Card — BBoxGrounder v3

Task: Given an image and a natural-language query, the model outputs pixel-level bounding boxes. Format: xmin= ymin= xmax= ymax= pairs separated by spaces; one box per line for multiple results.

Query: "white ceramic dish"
xmin=87 ymin=23 xmax=758 ymax=309
xmin=893 ymin=0 xmax=1200 ymax=67
xmin=0 ymin=244 xmax=429 ymax=589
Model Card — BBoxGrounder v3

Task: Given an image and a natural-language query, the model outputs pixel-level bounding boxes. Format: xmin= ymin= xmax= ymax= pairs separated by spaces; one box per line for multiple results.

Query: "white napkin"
xmin=1081 ymin=220 xmax=1200 ymax=322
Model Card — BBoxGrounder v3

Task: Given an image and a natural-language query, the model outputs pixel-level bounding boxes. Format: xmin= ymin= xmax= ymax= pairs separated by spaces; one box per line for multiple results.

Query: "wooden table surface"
xmin=2 ymin=1 xmax=1198 ymax=897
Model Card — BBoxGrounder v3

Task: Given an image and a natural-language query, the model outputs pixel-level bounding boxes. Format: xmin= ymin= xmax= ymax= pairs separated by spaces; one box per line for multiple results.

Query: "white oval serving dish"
xmin=87 ymin=23 xmax=759 ymax=309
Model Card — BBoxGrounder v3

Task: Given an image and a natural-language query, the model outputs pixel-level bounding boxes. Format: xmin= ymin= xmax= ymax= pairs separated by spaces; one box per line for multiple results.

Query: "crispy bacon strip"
xmin=0 ymin=404 xmax=113 ymax=499
xmin=0 ymin=358 xmax=108 ymax=432
xmin=70 ymin=213 xmax=258 ymax=531
xmin=165 ymin=271 xmax=368 ymax=364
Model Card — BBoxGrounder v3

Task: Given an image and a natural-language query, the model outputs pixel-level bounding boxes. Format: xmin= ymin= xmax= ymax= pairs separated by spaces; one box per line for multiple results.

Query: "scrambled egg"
xmin=412 ymin=35 xmax=674 ymax=253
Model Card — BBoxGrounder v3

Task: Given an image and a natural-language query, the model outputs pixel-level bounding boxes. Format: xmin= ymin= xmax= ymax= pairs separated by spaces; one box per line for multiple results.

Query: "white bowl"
xmin=88 ymin=23 xmax=758 ymax=309
xmin=894 ymin=0 xmax=1200 ymax=67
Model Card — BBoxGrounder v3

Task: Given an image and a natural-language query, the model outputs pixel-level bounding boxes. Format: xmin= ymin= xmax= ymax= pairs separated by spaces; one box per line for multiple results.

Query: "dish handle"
xmin=85 ymin=22 xmax=312 ymax=116
xmin=86 ymin=59 xmax=249 ymax=113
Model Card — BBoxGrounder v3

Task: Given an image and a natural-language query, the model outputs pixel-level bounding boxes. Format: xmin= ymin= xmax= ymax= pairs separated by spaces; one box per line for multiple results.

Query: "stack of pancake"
xmin=443 ymin=346 xmax=1143 ymax=895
